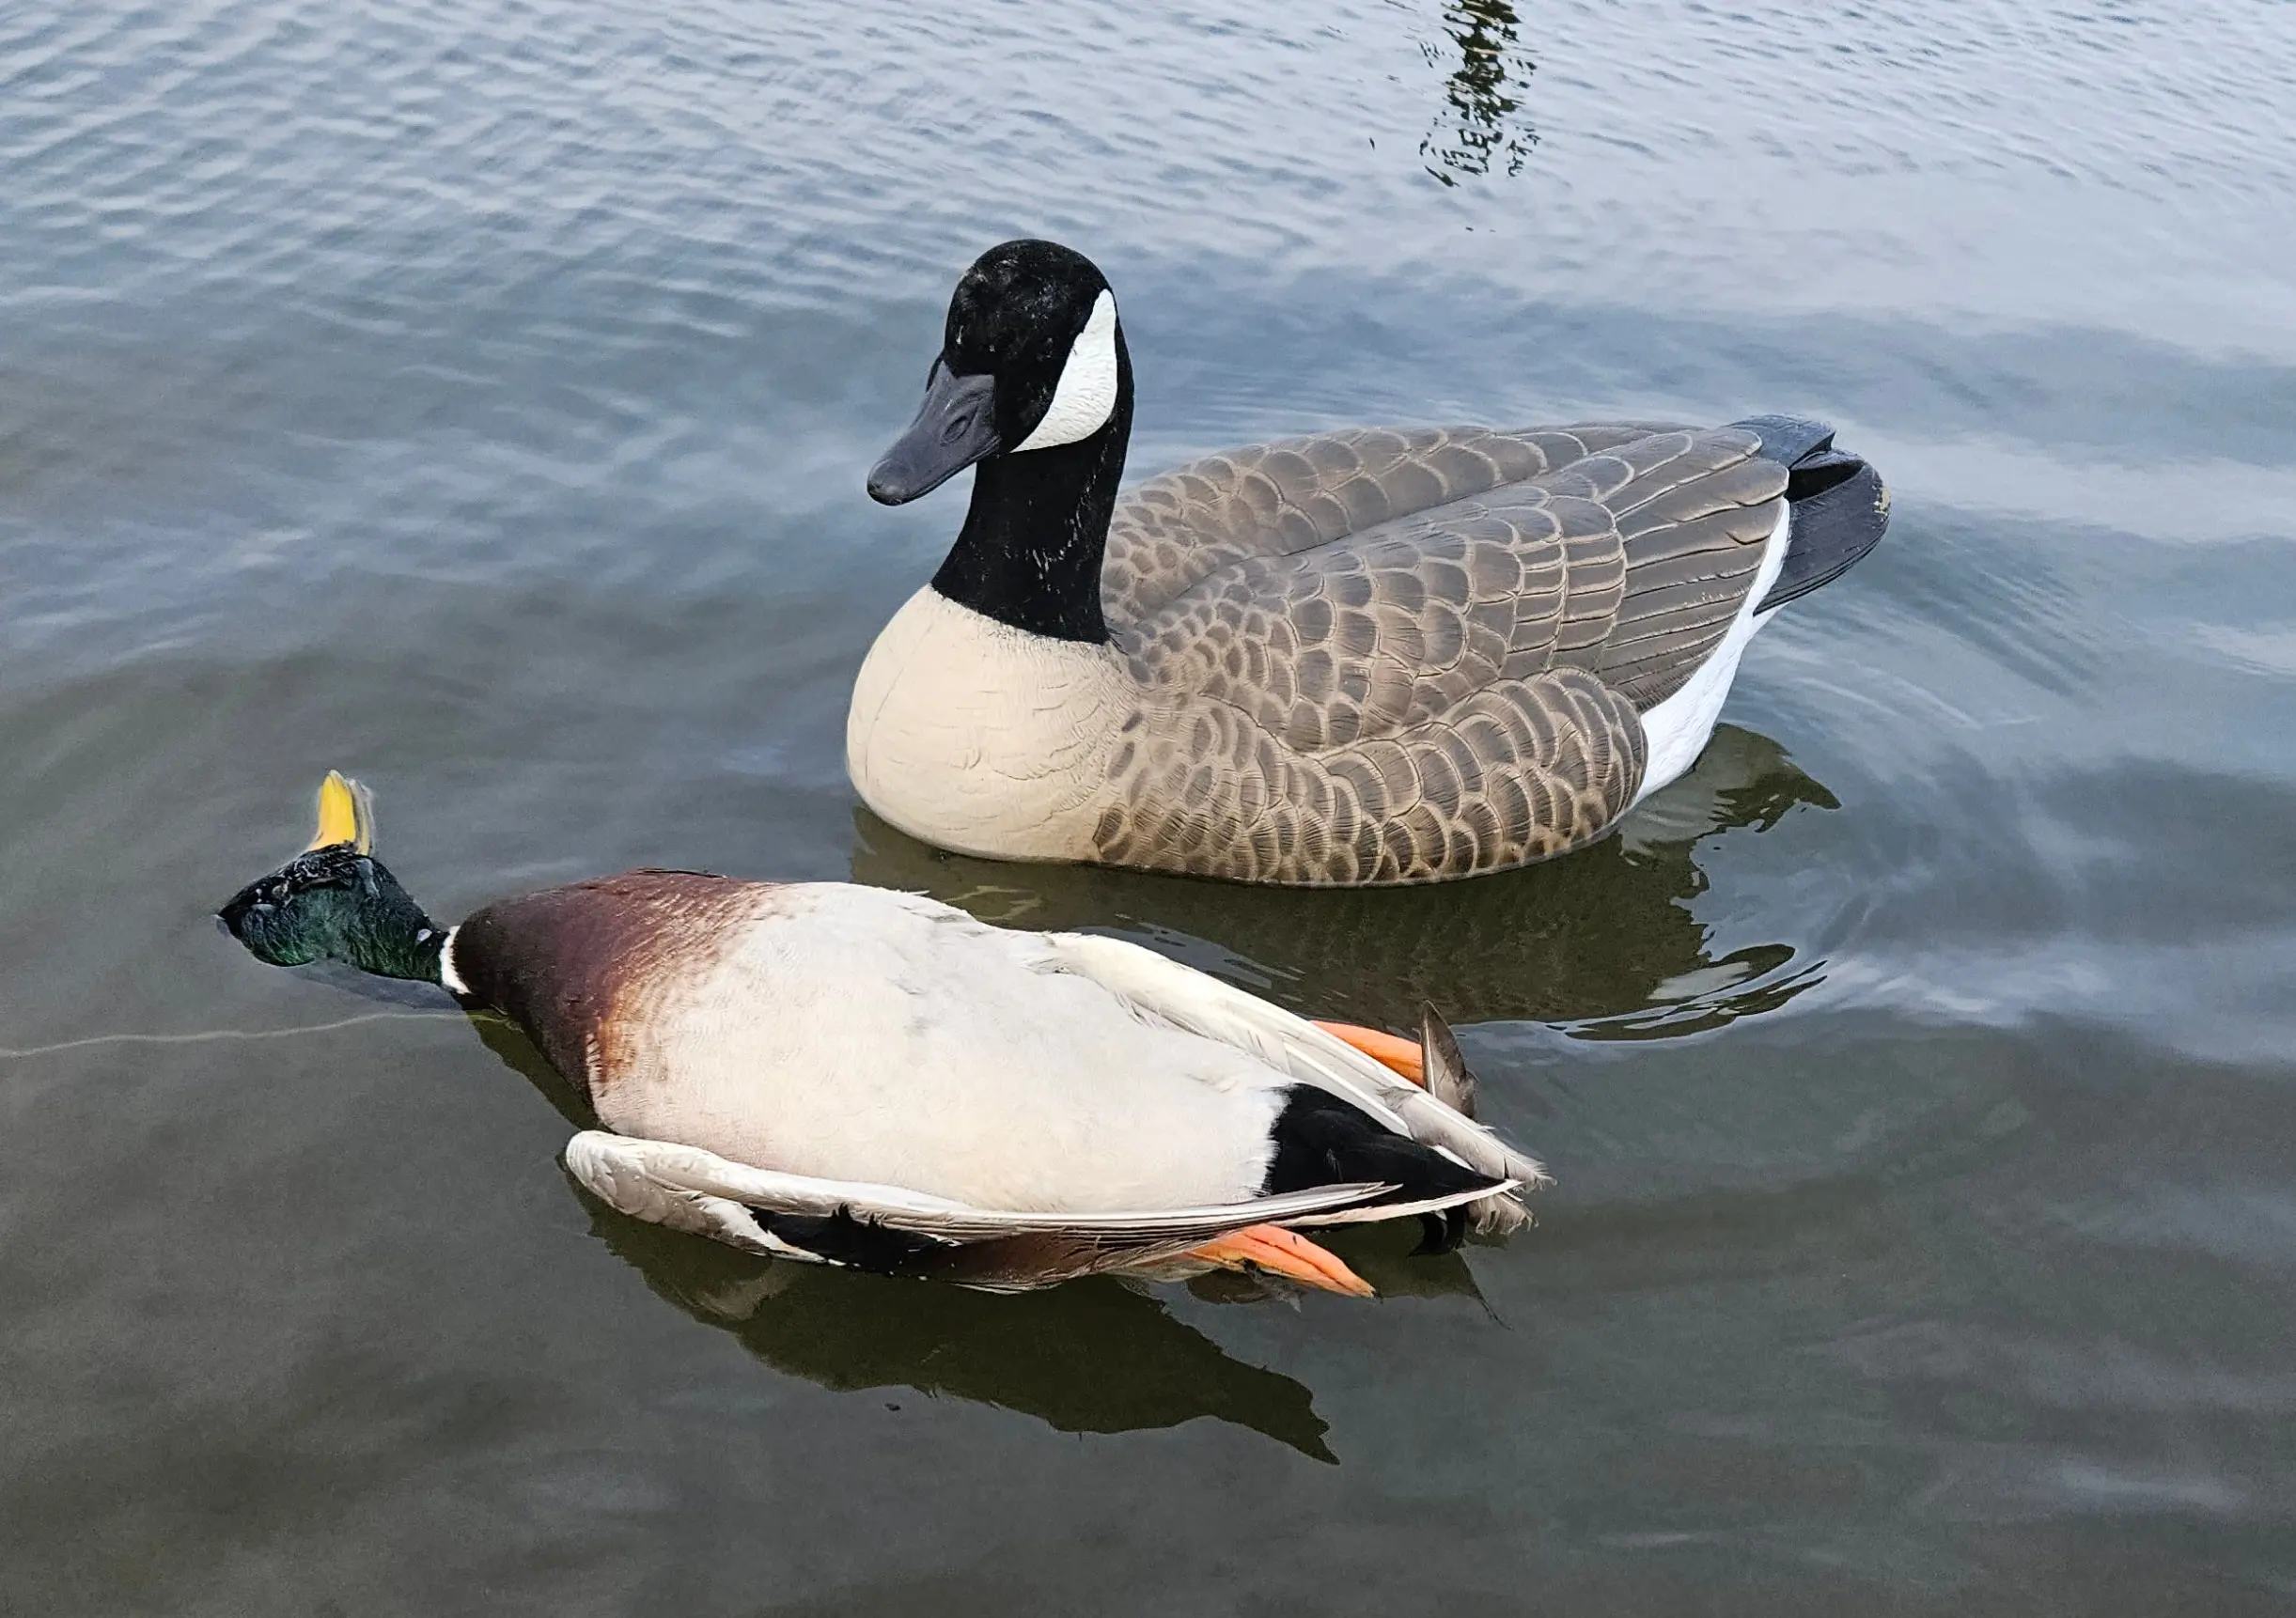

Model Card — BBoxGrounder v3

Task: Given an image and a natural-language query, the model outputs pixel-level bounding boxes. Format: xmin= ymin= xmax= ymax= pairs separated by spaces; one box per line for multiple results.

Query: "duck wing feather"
xmin=564 ymin=1130 xmax=1408 ymax=1289
xmin=1029 ymin=930 xmax=1547 ymax=1216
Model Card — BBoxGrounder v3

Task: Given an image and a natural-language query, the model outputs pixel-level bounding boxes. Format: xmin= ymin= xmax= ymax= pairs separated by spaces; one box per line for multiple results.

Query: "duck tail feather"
xmin=1415 ymin=1004 xmax=1539 ymax=1237
xmin=1418 ymin=1002 xmax=1477 ymax=1119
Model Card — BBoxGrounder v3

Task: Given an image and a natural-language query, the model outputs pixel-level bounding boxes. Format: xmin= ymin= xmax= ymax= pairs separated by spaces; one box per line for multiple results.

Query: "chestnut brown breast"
xmin=451 ymin=871 xmax=777 ymax=1098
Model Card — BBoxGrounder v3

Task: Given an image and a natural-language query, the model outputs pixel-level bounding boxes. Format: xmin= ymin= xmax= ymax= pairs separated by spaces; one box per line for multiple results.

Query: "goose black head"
xmin=867 ymin=240 xmax=1126 ymax=506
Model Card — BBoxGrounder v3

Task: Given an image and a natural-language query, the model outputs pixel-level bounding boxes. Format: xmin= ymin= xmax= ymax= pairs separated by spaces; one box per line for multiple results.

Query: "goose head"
xmin=867 ymin=240 xmax=1127 ymax=506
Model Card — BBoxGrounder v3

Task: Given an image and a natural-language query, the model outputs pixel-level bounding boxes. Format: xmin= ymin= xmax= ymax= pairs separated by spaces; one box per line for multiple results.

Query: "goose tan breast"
xmin=847 ymin=586 xmax=1132 ymax=862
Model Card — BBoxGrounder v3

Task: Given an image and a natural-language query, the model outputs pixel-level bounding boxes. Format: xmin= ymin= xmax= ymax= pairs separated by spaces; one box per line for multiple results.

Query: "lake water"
xmin=4 ymin=1 xmax=2293 ymax=1610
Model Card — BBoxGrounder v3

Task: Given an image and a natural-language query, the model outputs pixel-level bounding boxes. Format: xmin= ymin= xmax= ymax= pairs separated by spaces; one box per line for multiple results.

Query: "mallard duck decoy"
xmin=216 ymin=775 xmax=1544 ymax=1295
xmin=851 ymin=239 xmax=1889 ymax=885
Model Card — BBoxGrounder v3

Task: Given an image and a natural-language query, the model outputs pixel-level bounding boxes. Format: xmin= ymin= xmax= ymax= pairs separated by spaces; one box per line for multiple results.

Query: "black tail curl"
xmin=1730 ymin=413 xmax=1892 ymax=614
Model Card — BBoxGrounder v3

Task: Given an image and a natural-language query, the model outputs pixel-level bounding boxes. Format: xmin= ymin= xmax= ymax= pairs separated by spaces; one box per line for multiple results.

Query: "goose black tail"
xmin=1261 ymin=1086 xmax=1502 ymax=1206
xmin=1730 ymin=413 xmax=1891 ymax=614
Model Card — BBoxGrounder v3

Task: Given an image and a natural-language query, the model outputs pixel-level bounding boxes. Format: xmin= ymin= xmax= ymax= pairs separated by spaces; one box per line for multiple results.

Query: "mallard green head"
xmin=216 ymin=772 xmax=446 ymax=984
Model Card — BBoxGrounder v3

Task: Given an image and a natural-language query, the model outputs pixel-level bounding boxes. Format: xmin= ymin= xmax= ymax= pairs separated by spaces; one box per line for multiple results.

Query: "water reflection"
xmin=1416 ymin=0 xmax=1538 ymax=185
xmin=578 ymin=1188 xmax=1338 ymax=1460
xmin=851 ymin=724 xmax=1835 ymax=1035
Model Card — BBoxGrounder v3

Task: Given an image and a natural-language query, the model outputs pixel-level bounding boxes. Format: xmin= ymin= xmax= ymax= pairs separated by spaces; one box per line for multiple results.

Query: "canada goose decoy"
xmin=215 ymin=774 xmax=1544 ymax=1296
xmin=851 ymin=240 xmax=1890 ymax=886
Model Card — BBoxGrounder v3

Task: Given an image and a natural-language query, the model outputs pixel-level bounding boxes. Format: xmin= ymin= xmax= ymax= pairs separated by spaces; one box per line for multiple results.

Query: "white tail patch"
xmin=1632 ymin=501 xmax=1793 ymax=804
xmin=1011 ymin=289 xmax=1118 ymax=453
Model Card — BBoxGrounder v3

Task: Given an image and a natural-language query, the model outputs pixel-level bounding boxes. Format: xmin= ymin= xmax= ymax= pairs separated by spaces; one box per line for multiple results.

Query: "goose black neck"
xmin=929 ymin=349 xmax=1132 ymax=644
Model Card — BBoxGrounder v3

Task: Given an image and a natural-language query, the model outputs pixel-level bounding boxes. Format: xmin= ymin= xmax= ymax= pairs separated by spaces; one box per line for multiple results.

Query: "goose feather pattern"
xmin=1094 ymin=422 xmax=1793 ymax=879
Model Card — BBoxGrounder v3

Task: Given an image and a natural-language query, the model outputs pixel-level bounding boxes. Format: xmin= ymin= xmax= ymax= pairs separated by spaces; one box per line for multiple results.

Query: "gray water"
xmin=4 ymin=1 xmax=2294 ymax=1610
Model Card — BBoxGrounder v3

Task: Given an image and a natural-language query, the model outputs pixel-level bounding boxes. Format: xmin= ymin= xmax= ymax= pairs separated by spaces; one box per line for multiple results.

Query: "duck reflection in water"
xmin=851 ymin=724 xmax=1837 ymax=1037
xmin=471 ymin=999 xmax=1482 ymax=1461
xmin=580 ymin=1185 xmax=1346 ymax=1460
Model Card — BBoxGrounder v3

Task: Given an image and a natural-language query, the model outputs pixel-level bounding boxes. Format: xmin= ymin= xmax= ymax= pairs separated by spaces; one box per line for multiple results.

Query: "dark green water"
xmin=4 ymin=2 xmax=2293 ymax=1610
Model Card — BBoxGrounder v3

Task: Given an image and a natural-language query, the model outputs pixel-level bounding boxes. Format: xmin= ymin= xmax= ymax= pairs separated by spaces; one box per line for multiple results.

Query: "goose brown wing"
xmin=1532 ymin=427 xmax=1788 ymax=705
xmin=1091 ymin=428 xmax=1787 ymax=883
xmin=1102 ymin=423 xmax=1686 ymax=629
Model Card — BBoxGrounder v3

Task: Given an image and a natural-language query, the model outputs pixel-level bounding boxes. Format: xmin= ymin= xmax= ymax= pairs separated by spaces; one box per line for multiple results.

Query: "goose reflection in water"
xmin=1417 ymin=0 xmax=1538 ymax=186
xmin=851 ymin=724 xmax=1836 ymax=1037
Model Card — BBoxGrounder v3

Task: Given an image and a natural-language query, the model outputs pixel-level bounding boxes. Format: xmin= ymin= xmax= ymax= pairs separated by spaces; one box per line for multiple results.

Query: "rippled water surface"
xmin=5 ymin=2 xmax=2294 ymax=1611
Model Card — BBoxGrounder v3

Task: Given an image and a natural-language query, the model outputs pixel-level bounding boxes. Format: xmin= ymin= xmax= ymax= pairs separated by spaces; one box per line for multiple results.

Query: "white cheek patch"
xmin=1011 ymin=289 xmax=1118 ymax=453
